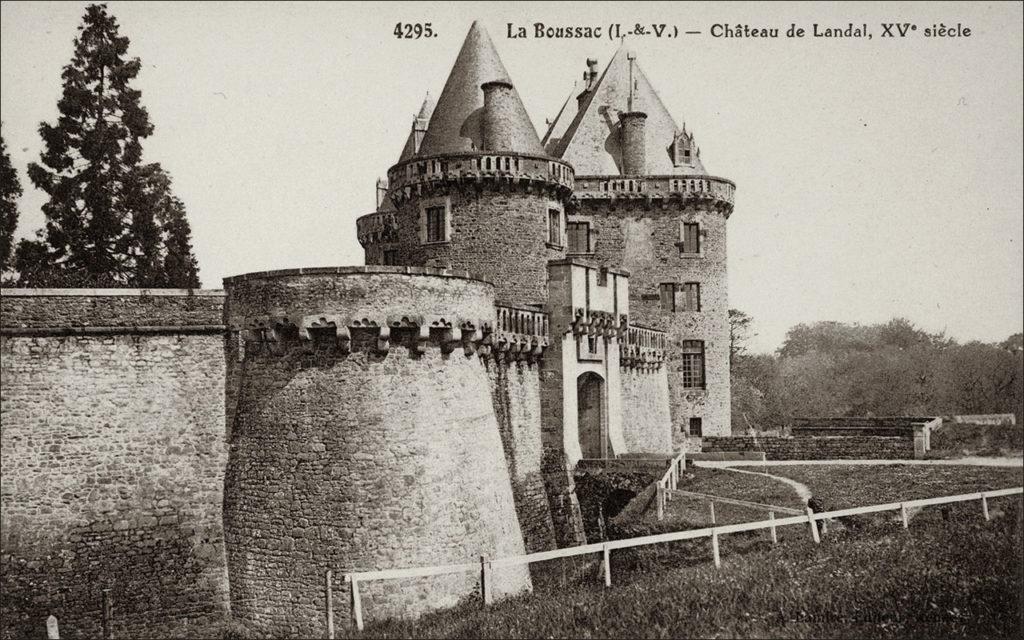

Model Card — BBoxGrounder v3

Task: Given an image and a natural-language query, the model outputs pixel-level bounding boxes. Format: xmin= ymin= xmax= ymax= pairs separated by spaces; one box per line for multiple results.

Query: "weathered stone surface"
xmin=223 ymin=271 xmax=531 ymax=637
xmin=0 ymin=291 xmax=229 ymax=640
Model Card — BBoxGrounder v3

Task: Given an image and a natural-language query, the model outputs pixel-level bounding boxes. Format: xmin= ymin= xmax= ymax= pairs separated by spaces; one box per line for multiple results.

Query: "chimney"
xmin=375 ymin=178 xmax=388 ymax=209
xmin=412 ymin=116 xmax=428 ymax=155
xmin=481 ymin=80 xmax=516 ymax=152
xmin=576 ymin=58 xmax=600 ymax=109
xmin=618 ymin=111 xmax=647 ymax=175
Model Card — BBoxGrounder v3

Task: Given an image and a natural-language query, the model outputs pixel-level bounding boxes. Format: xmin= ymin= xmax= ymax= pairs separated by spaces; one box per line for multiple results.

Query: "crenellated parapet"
xmin=491 ymin=304 xmax=550 ymax=362
xmin=620 ymin=324 xmax=667 ymax=371
xmin=385 ymin=152 xmax=574 ymax=206
xmin=572 ymin=174 xmax=735 ymax=215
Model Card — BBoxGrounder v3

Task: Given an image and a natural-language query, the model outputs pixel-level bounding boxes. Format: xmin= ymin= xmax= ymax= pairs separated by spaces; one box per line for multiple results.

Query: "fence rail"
xmin=338 ymin=485 xmax=1022 ymax=633
xmin=655 ymin=451 xmax=687 ymax=520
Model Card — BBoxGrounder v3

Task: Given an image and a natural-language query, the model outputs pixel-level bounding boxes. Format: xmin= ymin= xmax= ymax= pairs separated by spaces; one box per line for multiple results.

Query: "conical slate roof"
xmin=416 ymin=21 xmax=544 ymax=157
xmin=397 ymin=92 xmax=436 ymax=162
xmin=543 ymin=47 xmax=707 ymax=176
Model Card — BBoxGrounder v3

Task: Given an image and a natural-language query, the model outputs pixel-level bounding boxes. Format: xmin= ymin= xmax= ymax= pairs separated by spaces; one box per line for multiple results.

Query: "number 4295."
xmin=394 ymin=23 xmax=435 ymax=39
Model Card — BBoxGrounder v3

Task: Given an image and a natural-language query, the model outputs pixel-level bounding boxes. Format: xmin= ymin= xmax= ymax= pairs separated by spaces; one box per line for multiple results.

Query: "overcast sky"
xmin=2 ymin=1 xmax=1021 ymax=352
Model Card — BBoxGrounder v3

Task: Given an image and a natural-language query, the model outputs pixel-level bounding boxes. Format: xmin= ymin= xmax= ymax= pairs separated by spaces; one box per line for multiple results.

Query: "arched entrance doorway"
xmin=577 ymin=372 xmax=606 ymax=458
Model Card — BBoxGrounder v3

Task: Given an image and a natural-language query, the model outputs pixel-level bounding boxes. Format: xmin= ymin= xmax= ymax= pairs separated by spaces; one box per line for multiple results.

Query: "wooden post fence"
xmin=602 ymin=543 xmax=611 ymax=587
xmin=340 ymin=486 xmax=1022 ymax=631
xmin=325 ymin=569 xmax=334 ymax=640
xmin=805 ymin=507 xmax=820 ymax=543
xmin=480 ymin=555 xmax=493 ymax=606
xmin=900 ymin=503 xmax=909 ymax=528
xmin=981 ymin=493 xmax=990 ymax=521
xmin=709 ymin=501 xmax=716 ymax=525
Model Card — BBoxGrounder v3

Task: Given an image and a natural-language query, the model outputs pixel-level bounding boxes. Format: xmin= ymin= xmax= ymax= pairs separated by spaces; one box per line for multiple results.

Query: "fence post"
xmin=900 ymin=503 xmax=909 ymax=529
xmin=349 ymin=576 xmax=364 ymax=632
xmin=480 ymin=555 xmax=492 ymax=606
xmin=102 ymin=589 xmax=112 ymax=640
xmin=711 ymin=530 xmax=721 ymax=568
xmin=709 ymin=501 xmax=716 ymax=525
xmin=768 ymin=511 xmax=778 ymax=545
xmin=656 ymin=485 xmax=664 ymax=520
xmin=805 ymin=507 xmax=820 ymax=544
xmin=46 ymin=615 xmax=59 ymax=640
xmin=981 ymin=493 xmax=990 ymax=521
xmin=325 ymin=570 xmax=334 ymax=640
xmin=602 ymin=543 xmax=612 ymax=587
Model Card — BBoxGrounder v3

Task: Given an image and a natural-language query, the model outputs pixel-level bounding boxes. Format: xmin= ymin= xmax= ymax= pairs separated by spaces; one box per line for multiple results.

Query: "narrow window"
xmin=426 ymin=206 xmax=446 ymax=243
xmin=566 ymin=221 xmax=590 ymax=254
xmin=659 ymin=283 xmax=676 ymax=311
xmin=682 ymin=282 xmax=701 ymax=312
xmin=681 ymin=340 xmax=705 ymax=389
xmin=680 ymin=222 xmax=700 ymax=254
xmin=689 ymin=417 xmax=703 ymax=436
xmin=548 ymin=209 xmax=562 ymax=246
xmin=383 ymin=250 xmax=399 ymax=266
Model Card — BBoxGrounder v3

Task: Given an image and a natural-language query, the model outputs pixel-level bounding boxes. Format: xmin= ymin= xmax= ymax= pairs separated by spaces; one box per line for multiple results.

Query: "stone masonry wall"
xmin=486 ymin=359 xmax=558 ymax=554
xmin=380 ymin=189 xmax=568 ymax=307
xmin=701 ymin=436 xmax=915 ymax=460
xmin=620 ymin=368 xmax=673 ymax=454
xmin=223 ymin=270 xmax=530 ymax=636
xmin=571 ymin=198 xmax=730 ymax=439
xmin=0 ymin=290 xmax=228 ymax=640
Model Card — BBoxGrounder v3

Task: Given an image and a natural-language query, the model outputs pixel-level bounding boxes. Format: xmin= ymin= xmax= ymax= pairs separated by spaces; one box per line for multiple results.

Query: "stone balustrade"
xmin=355 ymin=211 xmax=399 ymax=247
xmin=572 ymin=174 xmax=735 ymax=210
xmin=620 ymin=324 xmax=667 ymax=371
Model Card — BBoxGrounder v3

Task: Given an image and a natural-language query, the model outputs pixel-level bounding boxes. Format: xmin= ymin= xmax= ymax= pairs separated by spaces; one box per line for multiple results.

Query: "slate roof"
xmin=416 ymin=21 xmax=544 ymax=157
xmin=542 ymin=46 xmax=707 ymax=176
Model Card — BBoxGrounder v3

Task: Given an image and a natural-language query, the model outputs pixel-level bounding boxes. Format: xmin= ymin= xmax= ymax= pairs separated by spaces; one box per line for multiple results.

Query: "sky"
xmin=1 ymin=1 xmax=1021 ymax=353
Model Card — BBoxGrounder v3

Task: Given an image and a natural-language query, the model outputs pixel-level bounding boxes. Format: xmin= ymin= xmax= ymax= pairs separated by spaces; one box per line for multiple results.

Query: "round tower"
xmin=222 ymin=267 xmax=531 ymax=636
xmin=541 ymin=47 xmax=736 ymax=440
xmin=357 ymin=22 xmax=574 ymax=307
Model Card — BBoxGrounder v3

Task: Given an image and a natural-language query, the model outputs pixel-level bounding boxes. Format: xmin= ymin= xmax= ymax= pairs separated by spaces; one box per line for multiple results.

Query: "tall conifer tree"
xmin=0 ymin=130 xmax=22 ymax=275
xmin=20 ymin=3 xmax=200 ymax=287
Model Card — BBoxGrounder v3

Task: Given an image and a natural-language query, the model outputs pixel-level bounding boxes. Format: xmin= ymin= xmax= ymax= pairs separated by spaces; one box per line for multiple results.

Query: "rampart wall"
xmin=701 ymin=436 xmax=916 ymax=460
xmin=0 ymin=289 xmax=229 ymax=640
xmin=221 ymin=268 xmax=532 ymax=636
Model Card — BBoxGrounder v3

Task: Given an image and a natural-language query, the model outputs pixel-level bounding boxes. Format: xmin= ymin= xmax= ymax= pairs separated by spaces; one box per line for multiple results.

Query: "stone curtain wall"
xmin=571 ymin=198 xmax=731 ymax=439
xmin=486 ymin=360 xmax=559 ymax=554
xmin=223 ymin=269 xmax=530 ymax=636
xmin=620 ymin=368 xmax=673 ymax=454
xmin=701 ymin=436 xmax=915 ymax=460
xmin=0 ymin=290 xmax=229 ymax=640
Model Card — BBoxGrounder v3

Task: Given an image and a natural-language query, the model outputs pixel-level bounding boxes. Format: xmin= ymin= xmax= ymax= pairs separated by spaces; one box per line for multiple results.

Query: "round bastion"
xmin=222 ymin=266 xmax=531 ymax=637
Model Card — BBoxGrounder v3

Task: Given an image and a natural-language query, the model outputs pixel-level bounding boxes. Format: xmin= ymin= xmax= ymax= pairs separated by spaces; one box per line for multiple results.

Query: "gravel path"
xmin=694 ymin=456 xmax=1023 ymax=469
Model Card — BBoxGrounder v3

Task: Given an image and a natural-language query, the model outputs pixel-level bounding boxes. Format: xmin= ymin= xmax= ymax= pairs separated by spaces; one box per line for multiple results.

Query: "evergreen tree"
xmin=0 ymin=130 xmax=22 ymax=275
xmin=20 ymin=3 xmax=200 ymax=287
xmin=159 ymin=192 xmax=200 ymax=289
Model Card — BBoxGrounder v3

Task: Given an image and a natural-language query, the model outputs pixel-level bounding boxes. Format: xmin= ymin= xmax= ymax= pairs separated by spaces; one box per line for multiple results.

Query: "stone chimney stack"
xmin=375 ymin=178 xmax=388 ymax=209
xmin=618 ymin=111 xmax=647 ymax=175
xmin=412 ymin=116 xmax=429 ymax=155
xmin=481 ymin=80 xmax=516 ymax=151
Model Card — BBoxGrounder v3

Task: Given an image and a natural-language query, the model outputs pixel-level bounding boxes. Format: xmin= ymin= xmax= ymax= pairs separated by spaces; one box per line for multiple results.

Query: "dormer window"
xmin=671 ymin=131 xmax=694 ymax=167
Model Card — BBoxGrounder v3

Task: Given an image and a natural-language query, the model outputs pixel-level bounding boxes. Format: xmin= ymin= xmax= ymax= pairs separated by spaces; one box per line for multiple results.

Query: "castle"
xmin=0 ymin=22 xmax=734 ymax=639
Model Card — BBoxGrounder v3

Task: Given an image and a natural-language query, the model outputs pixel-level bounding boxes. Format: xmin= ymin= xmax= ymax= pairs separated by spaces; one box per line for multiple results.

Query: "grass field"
xmin=732 ymin=463 xmax=1024 ymax=511
xmin=343 ymin=498 xmax=1023 ymax=639
xmin=928 ymin=423 xmax=1023 ymax=458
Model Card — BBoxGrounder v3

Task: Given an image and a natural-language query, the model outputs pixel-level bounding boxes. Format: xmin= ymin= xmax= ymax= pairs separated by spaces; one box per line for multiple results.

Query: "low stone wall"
xmin=790 ymin=416 xmax=937 ymax=438
xmin=951 ymin=414 xmax=1017 ymax=426
xmin=702 ymin=436 xmax=915 ymax=460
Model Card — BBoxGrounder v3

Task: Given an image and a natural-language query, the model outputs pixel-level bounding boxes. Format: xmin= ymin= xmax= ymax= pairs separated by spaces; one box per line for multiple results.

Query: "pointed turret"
xmin=543 ymin=46 xmax=707 ymax=176
xmin=416 ymin=21 xmax=544 ymax=156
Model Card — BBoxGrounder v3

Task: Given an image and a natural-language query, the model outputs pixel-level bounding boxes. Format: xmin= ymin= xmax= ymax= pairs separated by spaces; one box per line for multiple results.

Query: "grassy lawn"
xmin=344 ymin=500 xmax=1023 ymax=639
xmin=732 ymin=464 xmax=1024 ymax=511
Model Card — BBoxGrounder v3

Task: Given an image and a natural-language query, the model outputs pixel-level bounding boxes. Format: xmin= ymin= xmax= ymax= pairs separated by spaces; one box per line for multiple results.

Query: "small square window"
xmin=382 ymin=250 xmax=399 ymax=266
xmin=689 ymin=417 xmax=703 ymax=436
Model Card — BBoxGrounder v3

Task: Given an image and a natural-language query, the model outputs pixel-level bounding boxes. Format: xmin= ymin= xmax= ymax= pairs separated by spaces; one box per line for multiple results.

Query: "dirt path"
xmin=711 ymin=465 xmax=812 ymax=503
xmin=695 ymin=456 xmax=1023 ymax=469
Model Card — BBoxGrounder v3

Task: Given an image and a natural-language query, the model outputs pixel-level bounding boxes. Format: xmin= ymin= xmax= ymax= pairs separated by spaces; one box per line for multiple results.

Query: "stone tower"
xmin=358 ymin=22 xmax=575 ymax=307
xmin=542 ymin=47 xmax=736 ymax=439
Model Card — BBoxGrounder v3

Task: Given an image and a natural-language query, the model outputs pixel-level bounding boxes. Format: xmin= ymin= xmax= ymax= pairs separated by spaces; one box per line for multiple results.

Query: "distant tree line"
xmin=729 ymin=312 xmax=1024 ymax=432
xmin=0 ymin=3 xmax=199 ymax=288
